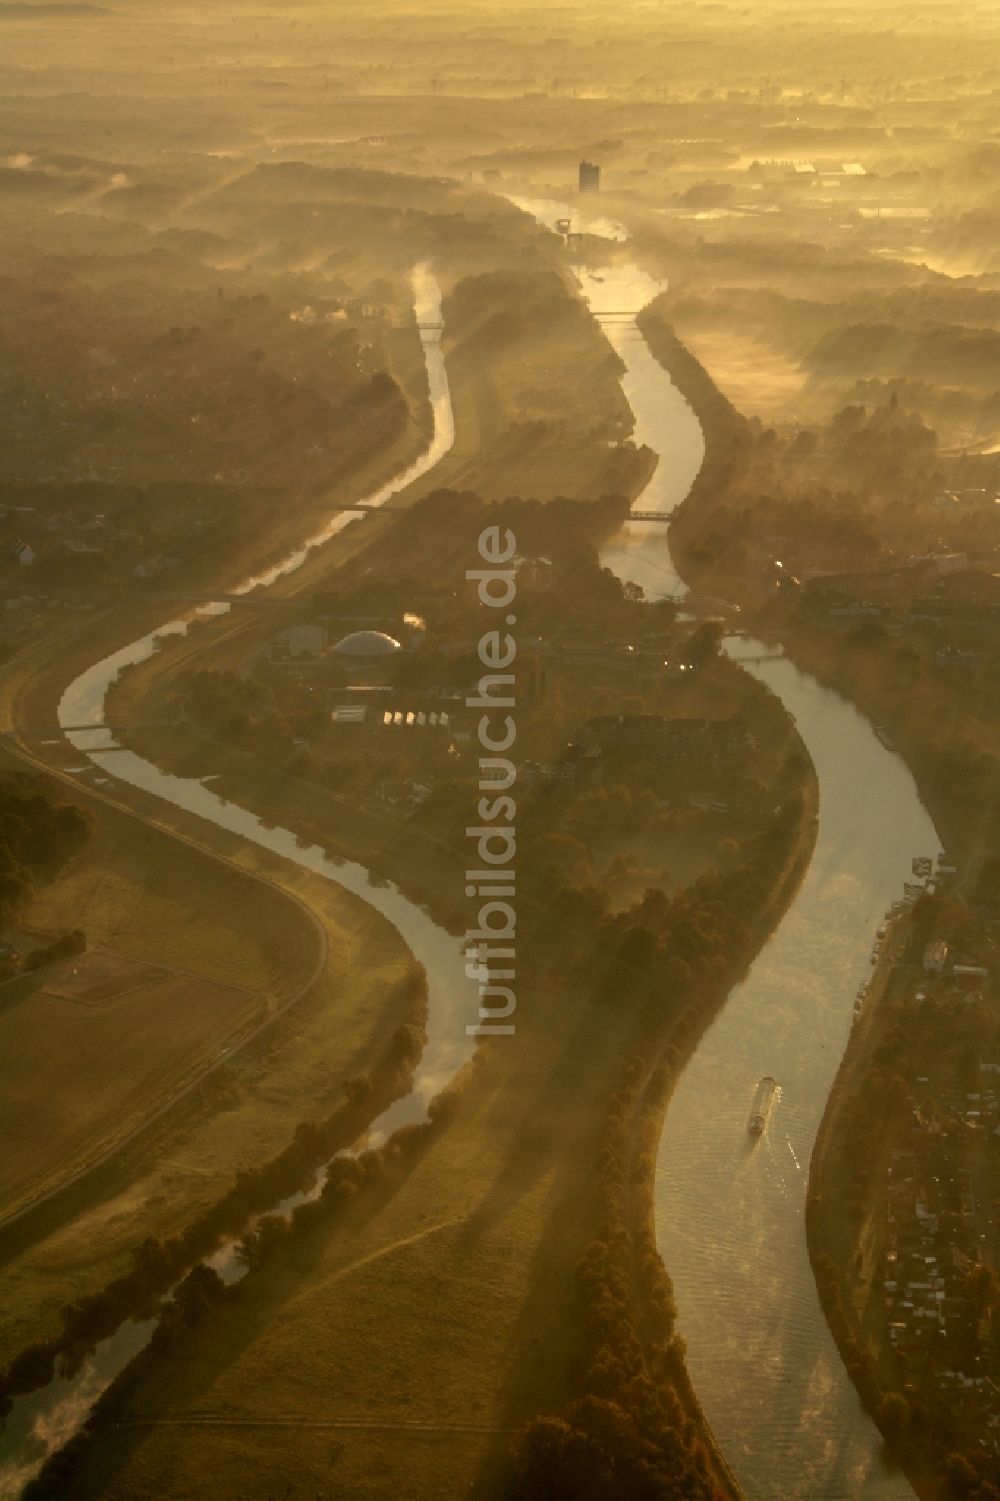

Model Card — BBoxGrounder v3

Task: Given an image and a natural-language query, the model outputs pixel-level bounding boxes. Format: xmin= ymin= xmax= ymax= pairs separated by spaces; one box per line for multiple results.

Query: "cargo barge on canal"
xmin=748 ymin=1076 xmax=777 ymax=1136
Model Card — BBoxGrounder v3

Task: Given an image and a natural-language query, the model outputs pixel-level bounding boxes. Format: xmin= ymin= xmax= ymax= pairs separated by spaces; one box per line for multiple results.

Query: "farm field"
xmin=0 ymin=756 xmax=419 ymax=1369
xmin=64 ymin=978 xmax=617 ymax=1501
xmin=0 ymin=950 xmax=261 ymax=1225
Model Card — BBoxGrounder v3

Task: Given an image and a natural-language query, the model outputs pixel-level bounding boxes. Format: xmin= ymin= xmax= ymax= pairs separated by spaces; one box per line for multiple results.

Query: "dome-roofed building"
xmin=331 ymin=629 xmax=402 ymax=659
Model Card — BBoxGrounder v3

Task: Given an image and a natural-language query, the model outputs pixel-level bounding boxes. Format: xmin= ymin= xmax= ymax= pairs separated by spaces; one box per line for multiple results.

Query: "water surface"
xmin=654 ymin=642 xmax=935 ymax=1500
xmin=510 ymin=196 xmax=704 ymax=598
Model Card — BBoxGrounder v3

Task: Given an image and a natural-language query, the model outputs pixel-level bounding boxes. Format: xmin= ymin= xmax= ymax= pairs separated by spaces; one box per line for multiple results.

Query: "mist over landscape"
xmin=1 ymin=2 xmax=1000 ymax=1499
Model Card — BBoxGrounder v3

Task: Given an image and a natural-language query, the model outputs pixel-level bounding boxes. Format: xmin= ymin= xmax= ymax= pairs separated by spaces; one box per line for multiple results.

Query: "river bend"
xmin=513 ymin=192 xmax=932 ymax=1499
xmin=0 ymin=265 xmax=474 ymax=1500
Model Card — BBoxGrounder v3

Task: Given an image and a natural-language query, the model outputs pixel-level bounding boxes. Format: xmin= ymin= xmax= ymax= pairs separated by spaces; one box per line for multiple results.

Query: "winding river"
xmin=510 ymin=196 xmax=702 ymax=598
xmin=2 ymin=221 xmax=939 ymax=1500
xmin=517 ymin=194 xmax=934 ymax=1498
xmin=657 ymin=641 xmax=935 ymax=1501
xmin=0 ymin=265 xmax=475 ymax=1500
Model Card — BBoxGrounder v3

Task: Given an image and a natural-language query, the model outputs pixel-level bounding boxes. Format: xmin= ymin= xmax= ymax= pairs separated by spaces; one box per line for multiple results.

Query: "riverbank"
xmin=806 ymin=934 xmax=943 ymax=1501
xmin=636 ymin=299 xmax=747 ymax=455
xmin=627 ymin=298 xmax=936 ymax=1494
xmin=625 ymin=755 xmax=820 ymax=1501
xmin=808 ymin=895 xmax=1000 ymax=1501
xmin=755 ymin=623 xmax=974 ymax=871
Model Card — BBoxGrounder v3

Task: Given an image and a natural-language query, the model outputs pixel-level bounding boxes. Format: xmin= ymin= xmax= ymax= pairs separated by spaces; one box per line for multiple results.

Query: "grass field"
xmin=19 ymin=810 xmax=307 ymax=997
xmin=0 ymin=954 xmax=260 ymax=1223
xmin=69 ymin=974 xmax=629 ymax=1501
xmin=0 ymin=746 xmax=420 ymax=1370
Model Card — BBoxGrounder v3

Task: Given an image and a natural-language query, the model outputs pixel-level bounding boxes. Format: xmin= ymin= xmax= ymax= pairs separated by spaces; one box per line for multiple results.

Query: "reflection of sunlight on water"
xmin=0 ymin=1318 xmax=154 ymax=1501
xmin=508 ymin=194 xmax=706 ymax=602
xmin=507 ymin=194 xmax=628 ymax=243
xmin=233 ymin=263 xmax=453 ymax=599
xmin=655 ymin=645 xmax=935 ymax=1501
xmin=884 ymin=245 xmax=994 ymax=280
xmin=576 ymin=263 xmax=665 ymax=313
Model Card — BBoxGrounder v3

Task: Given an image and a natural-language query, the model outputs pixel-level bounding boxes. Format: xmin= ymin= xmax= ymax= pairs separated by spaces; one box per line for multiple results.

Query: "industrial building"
xmin=578 ymin=160 xmax=600 ymax=193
